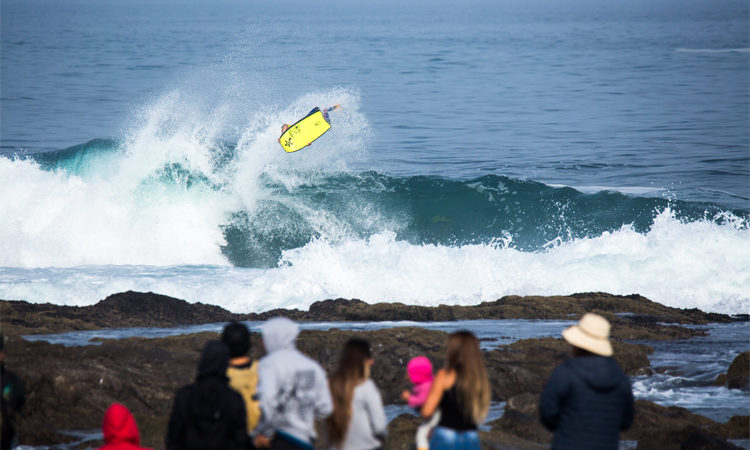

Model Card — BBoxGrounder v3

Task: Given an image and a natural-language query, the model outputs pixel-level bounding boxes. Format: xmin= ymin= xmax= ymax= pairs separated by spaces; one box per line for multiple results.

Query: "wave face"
xmin=1 ymin=87 xmax=749 ymax=314
xmin=4 ymin=135 xmax=748 ymax=270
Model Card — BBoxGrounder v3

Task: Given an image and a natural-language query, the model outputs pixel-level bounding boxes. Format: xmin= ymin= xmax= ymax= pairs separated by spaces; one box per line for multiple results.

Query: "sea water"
xmin=1 ymin=0 xmax=748 ymax=314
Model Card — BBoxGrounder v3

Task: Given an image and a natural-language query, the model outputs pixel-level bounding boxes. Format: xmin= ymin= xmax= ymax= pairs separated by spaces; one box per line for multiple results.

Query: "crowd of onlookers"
xmin=0 ymin=313 xmax=634 ymax=450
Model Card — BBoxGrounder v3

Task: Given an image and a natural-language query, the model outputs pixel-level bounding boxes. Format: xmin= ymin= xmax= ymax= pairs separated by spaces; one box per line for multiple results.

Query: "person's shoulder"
xmin=360 ymin=378 xmax=379 ymax=393
xmin=433 ymin=368 xmax=457 ymax=390
xmin=298 ymin=350 xmax=327 ymax=372
xmin=434 ymin=368 xmax=450 ymax=378
xmin=354 ymin=379 xmax=382 ymax=404
xmin=550 ymin=358 xmax=577 ymax=379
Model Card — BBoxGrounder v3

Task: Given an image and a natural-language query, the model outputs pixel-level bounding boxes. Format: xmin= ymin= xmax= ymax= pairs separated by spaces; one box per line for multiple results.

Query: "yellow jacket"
xmin=227 ymin=360 xmax=261 ymax=432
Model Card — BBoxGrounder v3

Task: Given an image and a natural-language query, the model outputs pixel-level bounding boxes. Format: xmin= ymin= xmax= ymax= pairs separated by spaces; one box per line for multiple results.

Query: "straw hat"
xmin=562 ymin=313 xmax=613 ymax=357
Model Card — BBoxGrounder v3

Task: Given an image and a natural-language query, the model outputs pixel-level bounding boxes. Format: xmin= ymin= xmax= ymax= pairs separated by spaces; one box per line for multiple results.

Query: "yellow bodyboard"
xmin=279 ymin=108 xmax=331 ymax=153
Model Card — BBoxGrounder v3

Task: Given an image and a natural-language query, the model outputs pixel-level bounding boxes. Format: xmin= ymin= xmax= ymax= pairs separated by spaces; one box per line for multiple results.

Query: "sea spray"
xmin=0 ymin=87 xmax=368 ymax=267
xmin=1 ymin=208 xmax=747 ymax=313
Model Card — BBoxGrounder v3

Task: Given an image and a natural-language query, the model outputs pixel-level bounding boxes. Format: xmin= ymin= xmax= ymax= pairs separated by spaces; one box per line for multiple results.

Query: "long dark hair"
xmin=445 ymin=331 xmax=490 ymax=424
xmin=326 ymin=338 xmax=372 ymax=447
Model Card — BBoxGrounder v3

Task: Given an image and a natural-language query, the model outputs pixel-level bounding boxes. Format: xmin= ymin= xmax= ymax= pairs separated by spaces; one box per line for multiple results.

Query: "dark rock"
xmin=726 ymin=352 xmax=749 ymax=390
xmin=483 ymin=337 xmax=651 ymax=400
xmin=0 ymin=291 xmax=743 ymax=449
xmin=385 ymin=413 xmax=421 ymax=450
xmin=7 ymin=332 xmax=217 ymax=448
xmin=680 ymin=431 xmax=743 ymax=449
xmin=301 ymin=292 xmax=729 ymax=325
xmin=480 ymin=421 xmax=549 ymax=449
xmin=493 ymin=393 xmax=552 ymax=444
xmin=718 ymin=415 xmax=750 ymax=439
xmin=0 ymin=291 xmax=732 ymax=337
xmin=0 ymin=291 xmax=244 ymax=335
xmin=89 ymin=291 xmax=239 ymax=327
xmin=626 ymin=401 xmax=747 ymax=450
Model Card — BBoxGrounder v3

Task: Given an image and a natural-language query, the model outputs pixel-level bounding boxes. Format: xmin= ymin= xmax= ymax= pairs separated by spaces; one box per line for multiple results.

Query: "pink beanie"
xmin=407 ymin=356 xmax=433 ymax=384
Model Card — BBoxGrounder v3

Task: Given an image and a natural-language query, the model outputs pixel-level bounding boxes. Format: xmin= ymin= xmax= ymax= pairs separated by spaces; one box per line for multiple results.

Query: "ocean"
xmin=1 ymin=0 xmax=748 ymax=314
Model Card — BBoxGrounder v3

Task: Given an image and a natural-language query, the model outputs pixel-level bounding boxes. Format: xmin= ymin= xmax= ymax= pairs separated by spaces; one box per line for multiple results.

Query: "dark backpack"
xmin=183 ymin=379 xmax=233 ymax=450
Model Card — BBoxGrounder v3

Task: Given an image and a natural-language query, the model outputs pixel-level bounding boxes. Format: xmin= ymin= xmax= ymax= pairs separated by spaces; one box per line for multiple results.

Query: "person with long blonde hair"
xmin=326 ymin=338 xmax=387 ymax=450
xmin=421 ymin=331 xmax=491 ymax=449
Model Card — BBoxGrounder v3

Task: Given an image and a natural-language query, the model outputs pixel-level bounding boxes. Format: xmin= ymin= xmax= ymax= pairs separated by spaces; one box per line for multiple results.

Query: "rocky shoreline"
xmin=1 ymin=291 xmax=748 ymax=449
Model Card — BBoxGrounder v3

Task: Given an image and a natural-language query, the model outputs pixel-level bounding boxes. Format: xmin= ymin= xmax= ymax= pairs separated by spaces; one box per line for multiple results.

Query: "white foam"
xmin=632 ymin=376 xmax=749 ymax=422
xmin=0 ymin=85 xmax=368 ymax=268
xmin=0 ymin=155 xmax=232 ymax=267
xmin=2 ymin=209 xmax=748 ymax=314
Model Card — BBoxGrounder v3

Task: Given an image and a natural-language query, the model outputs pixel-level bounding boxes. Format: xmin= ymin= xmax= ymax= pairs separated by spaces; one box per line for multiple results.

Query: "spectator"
xmin=166 ymin=340 xmax=250 ymax=450
xmin=0 ymin=333 xmax=25 ymax=450
xmin=222 ymin=321 xmax=261 ymax=433
xmin=98 ymin=403 xmax=152 ymax=450
xmin=254 ymin=317 xmax=333 ymax=450
xmin=539 ymin=313 xmax=635 ymax=449
xmin=327 ymin=338 xmax=387 ymax=450
xmin=421 ymin=331 xmax=490 ymax=450
xmin=401 ymin=356 xmax=438 ymax=450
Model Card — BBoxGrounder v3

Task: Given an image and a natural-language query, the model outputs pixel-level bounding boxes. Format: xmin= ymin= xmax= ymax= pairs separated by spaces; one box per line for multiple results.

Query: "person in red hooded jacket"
xmin=99 ymin=403 xmax=152 ymax=450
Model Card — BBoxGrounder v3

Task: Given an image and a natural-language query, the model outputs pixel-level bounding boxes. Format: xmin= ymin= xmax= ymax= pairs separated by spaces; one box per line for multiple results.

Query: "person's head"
xmin=445 ymin=331 xmax=491 ymax=424
xmin=261 ymin=317 xmax=299 ymax=354
xmin=407 ymin=356 xmax=433 ymax=385
xmin=102 ymin=403 xmax=141 ymax=445
xmin=562 ymin=313 xmax=613 ymax=357
xmin=327 ymin=338 xmax=374 ymax=446
xmin=222 ymin=321 xmax=251 ymax=359
xmin=337 ymin=338 xmax=373 ymax=380
xmin=196 ymin=340 xmax=230 ymax=382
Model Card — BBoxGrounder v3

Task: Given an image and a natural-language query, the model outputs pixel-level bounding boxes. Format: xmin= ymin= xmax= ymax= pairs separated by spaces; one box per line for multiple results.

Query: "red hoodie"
xmin=99 ymin=403 xmax=152 ymax=450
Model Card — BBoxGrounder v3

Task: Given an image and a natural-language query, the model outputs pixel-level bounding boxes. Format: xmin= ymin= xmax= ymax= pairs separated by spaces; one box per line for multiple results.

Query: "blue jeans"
xmin=429 ymin=426 xmax=480 ymax=450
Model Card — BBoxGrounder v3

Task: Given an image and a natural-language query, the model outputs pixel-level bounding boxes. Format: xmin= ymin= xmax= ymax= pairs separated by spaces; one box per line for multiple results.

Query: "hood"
xmin=102 ymin=403 xmax=140 ymax=445
xmin=261 ymin=317 xmax=299 ymax=354
xmin=407 ymin=356 xmax=433 ymax=384
xmin=197 ymin=340 xmax=229 ymax=381
xmin=567 ymin=355 xmax=626 ymax=391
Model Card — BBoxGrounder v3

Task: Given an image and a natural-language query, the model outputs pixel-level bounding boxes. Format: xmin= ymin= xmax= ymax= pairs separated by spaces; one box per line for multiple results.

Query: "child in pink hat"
xmin=402 ymin=356 xmax=440 ymax=450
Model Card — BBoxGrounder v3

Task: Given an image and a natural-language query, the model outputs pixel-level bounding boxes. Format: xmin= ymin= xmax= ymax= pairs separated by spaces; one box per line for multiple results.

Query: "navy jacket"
xmin=539 ymin=355 xmax=634 ymax=449
xmin=166 ymin=341 xmax=251 ymax=450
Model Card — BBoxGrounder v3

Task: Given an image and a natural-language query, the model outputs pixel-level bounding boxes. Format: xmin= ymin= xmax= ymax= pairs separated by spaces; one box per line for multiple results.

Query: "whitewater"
xmin=1 ymin=88 xmax=748 ymax=315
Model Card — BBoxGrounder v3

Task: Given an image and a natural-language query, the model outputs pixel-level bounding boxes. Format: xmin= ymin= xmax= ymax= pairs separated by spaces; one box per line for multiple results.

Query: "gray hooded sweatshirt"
xmin=256 ymin=317 xmax=333 ymax=444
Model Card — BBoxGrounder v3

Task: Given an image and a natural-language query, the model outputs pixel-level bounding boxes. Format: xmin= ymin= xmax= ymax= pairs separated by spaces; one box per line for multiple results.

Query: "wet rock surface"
xmin=726 ymin=352 xmax=750 ymax=390
xmin=1 ymin=291 xmax=746 ymax=449
xmin=1 ymin=290 xmax=734 ymax=337
xmin=714 ymin=352 xmax=750 ymax=390
xmin=625 ymin=401 xmax=749 ymax=450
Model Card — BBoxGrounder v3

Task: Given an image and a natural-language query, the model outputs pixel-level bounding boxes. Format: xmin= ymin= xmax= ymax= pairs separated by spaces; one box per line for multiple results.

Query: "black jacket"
xmin=1 ymin=363 xmax=26 ymax=450
xmin=539 ymin=355 xmax=634 ymax=449
xmin=166 ymin=341 xmax=251 ymax=450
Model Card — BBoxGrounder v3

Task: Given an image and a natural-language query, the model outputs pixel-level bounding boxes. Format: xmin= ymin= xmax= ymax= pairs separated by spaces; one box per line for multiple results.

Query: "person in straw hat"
xmin=539 ymin=313 xmax=634 ymax=449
